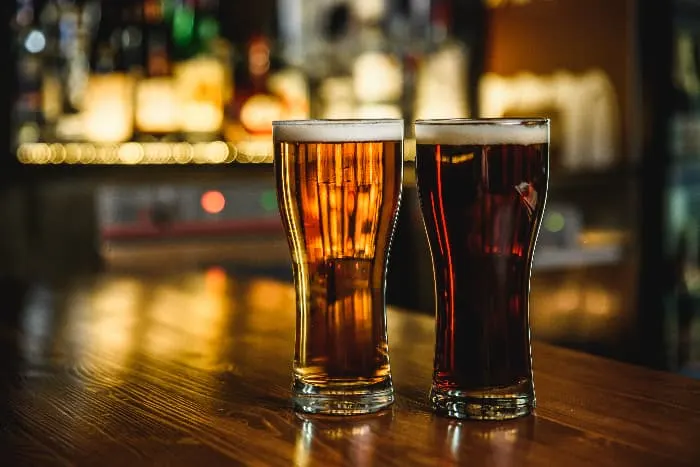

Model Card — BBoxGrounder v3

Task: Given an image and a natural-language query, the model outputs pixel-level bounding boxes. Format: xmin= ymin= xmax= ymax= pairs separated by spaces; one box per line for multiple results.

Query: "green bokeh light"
xmin=260 ymin=190 xmax=277 ymax=212
xmin=161 ymin=0 xmax=175 ymax=20
xmin=544 ymin=211 xmax=566 ymax=233
xmin=172 ymin=5 xmax=194 ymax=46
xmin=198 ymin=17 xmax=219 ymax=42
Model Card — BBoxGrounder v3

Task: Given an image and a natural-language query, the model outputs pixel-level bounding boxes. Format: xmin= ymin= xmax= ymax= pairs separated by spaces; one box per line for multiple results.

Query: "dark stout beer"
xmin=274 ymin=120 xmax=403 ymax=414
xmin=415 ymin=119 xmax=548 ymax=419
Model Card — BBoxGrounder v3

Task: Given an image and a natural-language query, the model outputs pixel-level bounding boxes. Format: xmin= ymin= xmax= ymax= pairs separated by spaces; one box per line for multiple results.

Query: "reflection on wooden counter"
xmin=1 ymin=270 xmax=700 ymax=465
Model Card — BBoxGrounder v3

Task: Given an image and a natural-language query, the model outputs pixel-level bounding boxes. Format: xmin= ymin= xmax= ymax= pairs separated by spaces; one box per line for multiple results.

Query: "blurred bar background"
xmin=1 ymin=0 xmax=699 ymax=378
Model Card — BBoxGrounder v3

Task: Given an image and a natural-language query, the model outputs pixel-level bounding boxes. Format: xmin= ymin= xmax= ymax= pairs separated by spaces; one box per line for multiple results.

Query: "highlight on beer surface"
xmin=272 ymin=119 xmax=404 ymax=142
xmin=414 ymin=118 xmax=549 ymax=146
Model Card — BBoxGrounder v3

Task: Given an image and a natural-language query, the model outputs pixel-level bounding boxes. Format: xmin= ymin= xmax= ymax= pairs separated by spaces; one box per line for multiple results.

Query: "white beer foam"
xmin=273 ymin=119 xmax=404 ymax=143
xmin=415 ymin=119 xmax=549 ymax=146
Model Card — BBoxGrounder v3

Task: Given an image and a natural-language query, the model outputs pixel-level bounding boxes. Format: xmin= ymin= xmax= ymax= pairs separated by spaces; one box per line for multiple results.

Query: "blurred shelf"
xmin=676 ymin=0 xmax=700 ymax=14
xmin=4 ymin=162 xmax=275 ymax=188
xmin=100 ymin=236 xmax=289 ymax=272
xmin=669 ymin=159 xmax=700 ymax=187
xmin=533 ymin=245 xmax=624 ymax=271
xmin=16 ymin=138 xmax=418 ymax=167
xmin=15 ymin=138 xmax=635 ymax=188
xmin=16 ymin=140 xmax=273 ymax=166
xmin=548 ymin=165 xmax=639 ymax=191
xmin=10 ymin=139 xmax=644 ymax=200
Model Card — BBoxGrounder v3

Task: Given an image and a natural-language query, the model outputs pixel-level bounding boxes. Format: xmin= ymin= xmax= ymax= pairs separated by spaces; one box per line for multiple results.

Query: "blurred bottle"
xmin=267 ymin=12 xmax=311 ymax=127
xmin=413 ymin=0 xmax=470 ymax=121
xmin=674 ymin=223 xmax=700 ymax=370
xmin=275 ymin=0 xmax=354 ymax=120
xmin=351 ymin=0 xmax=403 ymax=119
xmin=171 ymin=0 xmax=228 ymax=141
xmin=267 ymin=61 xmax=311 ymax=124
xmin=313 ymin=2 xmax=357 ymax=119
xmin=38 ymin=0 xmax=64 ymax=141
xmin=135 ymin=0 xmax=179 ymax=140
xmin=233 ymin=1 xmax=311 ymax=139
xmin=234 ymin=33 xmax=285 ymax=136
xmin=13 ymin=0 xmax=46 ymax=146
xmin=42 ymin=0 xmax=102 ymax=142
xmin=670 ymin=30 xmax=700 ymax=160
xmin=280 ymin=0 xmax=422 ymax=121
xmin=83 ymin=0 xmax=135 ymax=143
xmin=385 ymin=0 xmax=432 ymax=131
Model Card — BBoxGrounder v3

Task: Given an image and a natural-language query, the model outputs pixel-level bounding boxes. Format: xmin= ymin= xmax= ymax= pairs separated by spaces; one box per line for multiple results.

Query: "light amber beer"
xmin=273 ymin=119 xmax=403 ymax=415
xmin=415 ymin=118 xmax=549 ymax=420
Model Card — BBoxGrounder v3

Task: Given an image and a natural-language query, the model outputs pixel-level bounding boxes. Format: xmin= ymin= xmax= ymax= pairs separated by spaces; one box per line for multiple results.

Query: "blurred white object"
xmin=480 ymin=69 xmax=620 ymax=170
xmin=414 ymin=42 xmax=470 ymax=120
xmin=353 ymin=51 xmax=403 ymax=104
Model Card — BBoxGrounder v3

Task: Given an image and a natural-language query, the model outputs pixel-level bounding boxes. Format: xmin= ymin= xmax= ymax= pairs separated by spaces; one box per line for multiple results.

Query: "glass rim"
xmin=414 ymin=117 xmax=549 ymax=126
xmin=414 ymin=118 xmax=549 ymax=146
xmin=273 ymin=119 xmax=404 ymax=143
xmin=272 ymin=118 xmax=404 ymax=127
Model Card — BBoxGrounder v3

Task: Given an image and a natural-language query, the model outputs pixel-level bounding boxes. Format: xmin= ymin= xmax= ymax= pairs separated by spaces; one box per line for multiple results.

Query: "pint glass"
xmin=415 ymin=118 xmax=549 ymax=420
xmin=273 ymin=119 xmax=404 ymax=415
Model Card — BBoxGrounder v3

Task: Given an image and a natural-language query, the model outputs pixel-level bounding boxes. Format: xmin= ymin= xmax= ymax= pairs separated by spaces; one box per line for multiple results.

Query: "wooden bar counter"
xmin=0 ymin=272 xmax=699 ymax=466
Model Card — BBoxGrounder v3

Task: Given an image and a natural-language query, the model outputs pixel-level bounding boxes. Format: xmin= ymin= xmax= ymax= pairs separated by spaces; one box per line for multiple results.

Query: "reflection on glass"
xmin=293 ymin=412 xmax=393 ymax=467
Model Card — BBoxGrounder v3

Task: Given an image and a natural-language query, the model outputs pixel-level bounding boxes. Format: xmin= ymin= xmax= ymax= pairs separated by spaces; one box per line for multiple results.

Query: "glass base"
xmin=293 ymin=377 xmax=394 ymax=415
xmin=430 ymin=384 xmax=534 ymax=420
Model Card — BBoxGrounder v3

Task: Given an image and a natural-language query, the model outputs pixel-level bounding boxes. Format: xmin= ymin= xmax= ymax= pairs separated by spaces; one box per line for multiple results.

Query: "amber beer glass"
xmin=415 ymin=118 xmax=549 ymax=420
xmin=273 ymin=119 xmax=404 ymax=415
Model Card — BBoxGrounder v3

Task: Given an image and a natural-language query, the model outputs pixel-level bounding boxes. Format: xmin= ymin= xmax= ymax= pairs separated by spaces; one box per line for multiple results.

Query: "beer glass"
xmin=415 ymin=118 xmax=549 ymax=420
xmin=273 ymin=119 xmax=404 ymax=415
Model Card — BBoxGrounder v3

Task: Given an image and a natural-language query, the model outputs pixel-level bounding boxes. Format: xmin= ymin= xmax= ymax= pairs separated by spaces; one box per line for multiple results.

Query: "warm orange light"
xmin=201 ymin=190 xmax=226 ymax=214
xmin=205 ymin=267 xmax=228 ymax=294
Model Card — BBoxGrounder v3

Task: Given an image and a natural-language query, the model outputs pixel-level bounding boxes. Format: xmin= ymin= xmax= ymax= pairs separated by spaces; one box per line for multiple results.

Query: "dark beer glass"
xmin=415 ymin=118 xmax=549 ymax=420
xmin=273 ymin=119 xmax=404 ymax=415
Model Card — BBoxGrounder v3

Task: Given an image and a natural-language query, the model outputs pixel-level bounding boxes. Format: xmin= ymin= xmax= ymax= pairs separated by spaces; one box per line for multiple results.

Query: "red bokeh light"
xmin=201 ymin=190 xmax=226 ymax=214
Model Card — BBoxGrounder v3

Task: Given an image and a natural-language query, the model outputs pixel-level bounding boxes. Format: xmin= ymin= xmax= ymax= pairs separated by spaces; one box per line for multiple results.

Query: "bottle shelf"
xmin=669 ymin=159 xmax=700 ymax=187
xmin=533 ymin=245 xmax=625 ymax=271
xmin=16 ymin=137 xmax=420 ymax=166
xmin=16 ymin=139 xmax=274 ymax=166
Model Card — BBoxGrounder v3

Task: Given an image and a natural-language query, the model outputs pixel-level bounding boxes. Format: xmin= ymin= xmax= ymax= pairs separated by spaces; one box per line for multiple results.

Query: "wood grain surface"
xmin=0 ymin=272 xmax=698 ymax=466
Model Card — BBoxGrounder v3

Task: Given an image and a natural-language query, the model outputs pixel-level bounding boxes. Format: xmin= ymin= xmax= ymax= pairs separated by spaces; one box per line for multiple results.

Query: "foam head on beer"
xmin=414 ymin=118 xmax=549 ymax=146
xmin=273 ymin=119 xmax=404 ymax=142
